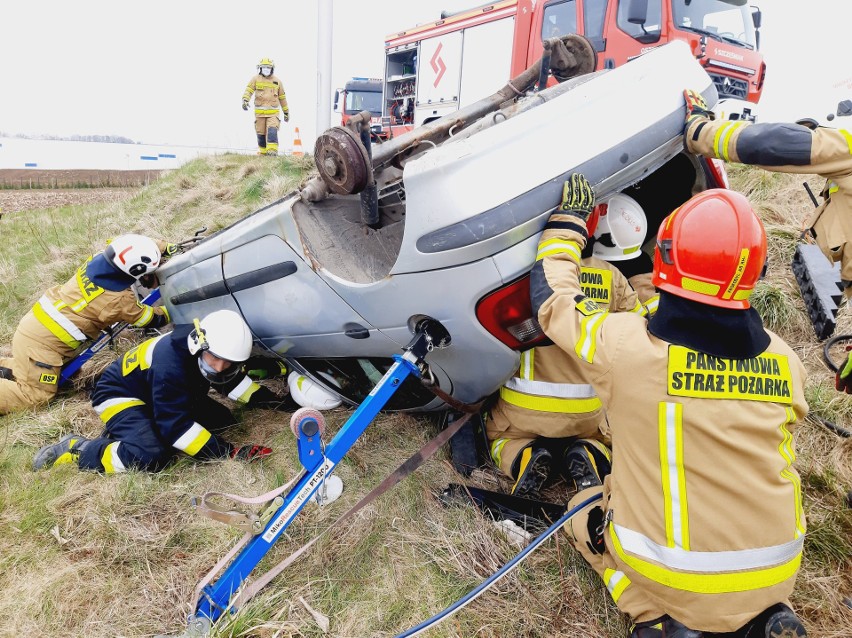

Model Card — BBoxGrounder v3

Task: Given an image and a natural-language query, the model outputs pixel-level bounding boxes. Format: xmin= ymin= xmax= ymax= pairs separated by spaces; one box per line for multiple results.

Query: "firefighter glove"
xmin=835 ymin=346 xmax=852 ymax=394
xmin=684 ymin=88 xmax=714 ymax=124
xmin=242 ymin=100 xmax=249 ymax=111
xmin=282 ymin=113 xmax=290 ymax=123
xmin=164 ymin=243 xmax=182 ymax=257
xmin=559 ymin=173 xmax=595 ymax=220
xmin=231 ymin=444 xmax=272 ymax=462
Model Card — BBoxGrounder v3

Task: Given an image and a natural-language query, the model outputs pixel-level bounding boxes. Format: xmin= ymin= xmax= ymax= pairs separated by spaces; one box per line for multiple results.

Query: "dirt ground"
xmin=0 ymin=187 xmax=137 ymax=214
xmin=0 ymin=168 xmax=161 ymax=214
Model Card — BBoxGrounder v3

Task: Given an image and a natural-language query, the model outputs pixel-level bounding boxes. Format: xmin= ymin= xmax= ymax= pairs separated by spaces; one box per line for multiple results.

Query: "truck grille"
xmin=708 ymin=73 xmax=748 ymax=100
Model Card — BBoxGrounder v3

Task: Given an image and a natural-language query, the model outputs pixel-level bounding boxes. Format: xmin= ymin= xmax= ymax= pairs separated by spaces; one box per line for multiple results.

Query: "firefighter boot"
xmin=561 ymin=439 xmax=612 ymax=491
xmin=33 ymin=433 xmax=90 ymax=470
xmin=631 ymin=616 xmax=703 ymax=637
xmin=742 ymin=604 xmax=807 ymax=638
xmin=510 ymin=440 xmax=554 ymax=497
xmin=256 ymin=134 xmax=267 ymax=155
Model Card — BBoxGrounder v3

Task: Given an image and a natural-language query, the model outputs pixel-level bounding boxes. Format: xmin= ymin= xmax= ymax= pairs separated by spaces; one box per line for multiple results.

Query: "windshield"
xmin=671 ymin=0 xmax=756 ymax=49
xmin=345 ymin=90 xmax=383 ymax=115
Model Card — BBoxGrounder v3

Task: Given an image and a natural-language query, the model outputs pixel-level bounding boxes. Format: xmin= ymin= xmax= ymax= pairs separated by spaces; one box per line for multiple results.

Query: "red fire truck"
xmin=382 ymin=0 xmax=764 ymax=137
xmin=334 ymin=77 xmax=385 ymax=138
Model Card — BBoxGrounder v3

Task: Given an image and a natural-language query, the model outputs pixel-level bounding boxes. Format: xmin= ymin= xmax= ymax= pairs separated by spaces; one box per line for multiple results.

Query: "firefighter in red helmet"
xmin=534 ymin=174 xmax=808 ymax=636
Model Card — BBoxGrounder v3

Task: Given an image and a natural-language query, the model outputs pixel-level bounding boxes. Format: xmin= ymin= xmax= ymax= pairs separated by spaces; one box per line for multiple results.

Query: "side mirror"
xmin=333 ymin=90 xmax=340 ymax=111
xmin=751 ymin=8 xmax=762 ymax=29
xmin=627 ymin=0 xmax=648 ymax=25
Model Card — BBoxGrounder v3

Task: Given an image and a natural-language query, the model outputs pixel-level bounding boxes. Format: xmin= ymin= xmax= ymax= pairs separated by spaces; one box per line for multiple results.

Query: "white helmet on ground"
xmin=188 ymin=310 xmax=253 ymax=362
xmin=105 ymin=234 xmax=161 ymax=279
xmin=592 ymin=193 xmax=647 ymax=262
xmin=288 ymin=371 xmax=343 ymax=410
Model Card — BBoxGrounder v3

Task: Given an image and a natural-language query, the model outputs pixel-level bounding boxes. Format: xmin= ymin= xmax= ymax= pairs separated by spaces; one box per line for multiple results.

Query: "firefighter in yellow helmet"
xmin=536 ymin=174 xmax=808 ymax=636
xmin=486 ymin=195 xmax=646 ymax=499
xmin=0 ymin=235 xmax=175 ymax=415
xmin=242 ymin=58 xmax=290 ymax=156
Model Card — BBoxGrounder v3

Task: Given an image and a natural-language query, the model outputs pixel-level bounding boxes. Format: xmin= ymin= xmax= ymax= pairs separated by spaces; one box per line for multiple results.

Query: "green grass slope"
xmin=0 ymin=156 xmax=849 ymax=638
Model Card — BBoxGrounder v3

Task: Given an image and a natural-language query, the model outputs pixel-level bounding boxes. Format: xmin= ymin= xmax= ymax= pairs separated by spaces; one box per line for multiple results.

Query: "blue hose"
xmin=394 ymin=492 xmax=603 ymax=637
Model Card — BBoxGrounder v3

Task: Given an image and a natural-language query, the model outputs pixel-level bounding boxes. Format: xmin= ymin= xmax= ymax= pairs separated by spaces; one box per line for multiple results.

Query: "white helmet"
xmin=592 ymin=193 xmax=647 ymax=262
xmin=288 ymin=371 xmax=342 ymax=410
xmin=105 ymin=234 xmax=161 ymax=279
xmin=188 ymin=310 xmax=253 ymax=362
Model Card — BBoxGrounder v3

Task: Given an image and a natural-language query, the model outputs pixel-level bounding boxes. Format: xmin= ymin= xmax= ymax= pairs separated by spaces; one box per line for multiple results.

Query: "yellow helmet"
xmin=257 ymin=58 xmax=274 ymax=74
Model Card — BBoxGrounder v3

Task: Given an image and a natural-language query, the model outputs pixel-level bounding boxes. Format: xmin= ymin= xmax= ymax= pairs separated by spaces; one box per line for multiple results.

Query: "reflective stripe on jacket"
xmin=530 ymin=210 xmax=808 ymax=631
xmin=490 ymin=257 xmax=642 ymax=441
xmin=243 ymin=74 xmax=289 ymax=118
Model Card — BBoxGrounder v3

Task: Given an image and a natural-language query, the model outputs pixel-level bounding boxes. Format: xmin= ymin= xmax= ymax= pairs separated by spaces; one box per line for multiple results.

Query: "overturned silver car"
xmin=157 ymin=40 xmax=723 ymax=410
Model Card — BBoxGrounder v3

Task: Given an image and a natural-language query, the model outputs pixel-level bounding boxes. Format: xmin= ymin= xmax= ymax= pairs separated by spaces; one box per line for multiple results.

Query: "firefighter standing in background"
xmin=682 ymin=89 xmax=852 ymax=291
xmin=537 ymin=174 xmax=808 ymax=636
xmin=592 ymin=192 xmax=660 ymax=315
xmin=486 ymin=191 xmax=646 ymax=499
xmin=0 ymin=235 xmax=175 ymax=416
xmin=242 ymin=58 xmax=289 ymax=156
xmin=33 ymin=310 xmax=288 ymax=473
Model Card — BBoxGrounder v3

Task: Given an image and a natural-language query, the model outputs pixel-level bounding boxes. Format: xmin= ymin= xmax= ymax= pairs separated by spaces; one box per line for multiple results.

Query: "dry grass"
xmin=0 ymin=159 xmax=850 ymax=637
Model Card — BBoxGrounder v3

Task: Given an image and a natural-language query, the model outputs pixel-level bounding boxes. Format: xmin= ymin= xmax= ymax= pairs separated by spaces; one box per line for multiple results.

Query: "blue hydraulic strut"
xmin=191 ymin=321 xmax=445 ymax=626
xmin=59 ymin=288 xmax=162 ymax=385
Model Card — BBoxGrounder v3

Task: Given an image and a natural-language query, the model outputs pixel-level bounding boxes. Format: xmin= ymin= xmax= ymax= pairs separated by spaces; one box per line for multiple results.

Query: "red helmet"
xmin=652 ymin=189 xmax=766 ymax=309
xmin=586 ymin=203 xmax=602 ymax=237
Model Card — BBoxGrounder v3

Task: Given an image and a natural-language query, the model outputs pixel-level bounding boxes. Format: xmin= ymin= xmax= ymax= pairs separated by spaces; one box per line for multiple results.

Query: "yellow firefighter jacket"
xmin=488 ymin=257 xmax=643 ymax=472
xmin=628 ymin=271 xmax=659 ymax=315
xmin=16 ymin=255 xmax=169 ymax=365
xmin=686 ymin=116 xmax=852 ymax=285
xmin=531 ymin=213 xmax=808 ymax=632
xmin=243 ymin=74 xmax=289 ymax=119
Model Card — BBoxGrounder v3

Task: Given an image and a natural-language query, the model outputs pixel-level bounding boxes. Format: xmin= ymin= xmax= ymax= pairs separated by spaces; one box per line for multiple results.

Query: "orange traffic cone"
xmin=292 ymin=127 xmax=304 ymax=157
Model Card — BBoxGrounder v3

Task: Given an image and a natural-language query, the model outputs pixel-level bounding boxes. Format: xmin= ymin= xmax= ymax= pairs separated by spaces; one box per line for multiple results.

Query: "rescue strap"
xmin=192 ymin=379 xmax=485 ymax=611
xmin=394 ymin=492 xmax=603 ymax=637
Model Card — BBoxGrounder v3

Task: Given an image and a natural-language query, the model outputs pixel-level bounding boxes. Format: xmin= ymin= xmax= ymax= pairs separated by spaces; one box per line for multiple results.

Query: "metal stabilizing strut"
xmin=166 ymin=317 xmax=451 ymax=637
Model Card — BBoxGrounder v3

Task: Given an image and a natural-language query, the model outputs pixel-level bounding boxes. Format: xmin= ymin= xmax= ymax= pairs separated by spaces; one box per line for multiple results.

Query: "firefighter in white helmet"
xmin=537 ymin=174 xmax=808 ymax=636
xmin=33 ymin=310 xmax=290 ymax=473
xmin=485 ymin=192 xmax=647 ymax=499
xmin=0 ymin=234 xmax=178 ymax=416
xmin=242 ymin=57 xmax=290 ymax=156
xmin=593 ymin=193 xmax=659 ymax=315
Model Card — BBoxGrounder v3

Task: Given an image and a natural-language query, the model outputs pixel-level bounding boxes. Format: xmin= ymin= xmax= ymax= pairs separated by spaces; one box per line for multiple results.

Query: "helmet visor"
xmin=260 ymin=66 xmax=273 ymax=76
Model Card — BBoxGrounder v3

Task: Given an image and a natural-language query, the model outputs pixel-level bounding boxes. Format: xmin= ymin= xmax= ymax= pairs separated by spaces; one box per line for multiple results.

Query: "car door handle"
xmin=344 ymin=322 xmax=370 ymax=339
xmin=169 ymin=261 xmax=297 ymax=305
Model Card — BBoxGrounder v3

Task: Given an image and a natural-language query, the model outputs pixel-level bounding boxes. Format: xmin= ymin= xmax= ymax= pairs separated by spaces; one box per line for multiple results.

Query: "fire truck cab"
xmin=382 ymin=0 xmax=764 ymax=137
xmin=334 ymin=77 xmax=386 ymax=138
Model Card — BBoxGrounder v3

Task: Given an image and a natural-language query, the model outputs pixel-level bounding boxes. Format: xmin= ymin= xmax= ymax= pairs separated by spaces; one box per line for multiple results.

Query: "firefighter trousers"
xmin=255 ymin=115 xmax=280 ymax=154
xmin=0 ymin=330 xmax=63 ymax=415
xmin=79 ymin=395 xmax=236 ymax=473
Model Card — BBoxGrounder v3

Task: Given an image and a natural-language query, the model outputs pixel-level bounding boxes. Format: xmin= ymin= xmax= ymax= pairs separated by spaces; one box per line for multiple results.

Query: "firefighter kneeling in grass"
xmin=0 ymin=235 xmax=174 ymax=416
xmin=486 ymin=193 xmax=647 ymax=498
xmin=536 ymin=175 xmax=808 ymax=636
xmin=33 ymin=310 xmax=289 ymax=473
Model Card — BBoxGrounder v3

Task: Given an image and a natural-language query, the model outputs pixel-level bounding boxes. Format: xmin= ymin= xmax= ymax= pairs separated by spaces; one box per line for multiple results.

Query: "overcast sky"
xmin=1 ymin=0 xmax=849 ymax=149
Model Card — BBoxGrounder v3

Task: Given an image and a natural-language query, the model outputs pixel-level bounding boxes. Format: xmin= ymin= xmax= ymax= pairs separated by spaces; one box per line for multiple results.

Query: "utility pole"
xmin=316 ymin=0 xmax=333 ymax=137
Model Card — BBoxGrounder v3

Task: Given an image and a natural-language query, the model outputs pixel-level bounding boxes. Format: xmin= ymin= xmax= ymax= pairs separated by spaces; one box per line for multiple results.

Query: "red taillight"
xmin=706 ymin=158 xmax=730 ymax=189
xmin=476 ymin=275 xmax=548 ymax=350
